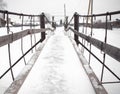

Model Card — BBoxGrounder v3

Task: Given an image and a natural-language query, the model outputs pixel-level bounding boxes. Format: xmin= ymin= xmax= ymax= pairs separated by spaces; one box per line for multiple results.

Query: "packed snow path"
xmin=18 ymin=27 xmax=95 ymax=94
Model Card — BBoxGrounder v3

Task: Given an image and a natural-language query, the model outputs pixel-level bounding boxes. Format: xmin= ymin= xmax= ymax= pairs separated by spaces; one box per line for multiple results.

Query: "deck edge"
xmin=4 ymin=37 xmax=49 ymax=94
xmin=69 ymin=36 xmax=108 ymax=94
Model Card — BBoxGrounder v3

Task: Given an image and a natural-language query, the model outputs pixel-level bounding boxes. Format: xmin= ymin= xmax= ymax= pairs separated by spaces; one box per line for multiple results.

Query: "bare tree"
xmin=0 ymin=0 xmax=6 ymax=10
xmin=0 ymin=0 xmax=6 ymax=26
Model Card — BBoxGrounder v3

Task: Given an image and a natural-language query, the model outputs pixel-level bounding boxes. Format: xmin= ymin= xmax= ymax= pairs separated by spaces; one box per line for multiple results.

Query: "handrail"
xmin=0 ymin=11 xmax=54 ymax=80
xmin=0 ymin=28 xmax=54 ymax=79
xmin=0 ymin=10 xmax=39 ymax=17
xmin=66 ymin=10 xmax=120 ymax=85
xmin=79 ymin=10 xmax=120 ymax=17
xmin=0 ymin=28 xmax=53 ymax=47
xmin=67 ymin=27 xmax=120 ymax=80
xmin=67 ymin=27 xmax=120 ymax=62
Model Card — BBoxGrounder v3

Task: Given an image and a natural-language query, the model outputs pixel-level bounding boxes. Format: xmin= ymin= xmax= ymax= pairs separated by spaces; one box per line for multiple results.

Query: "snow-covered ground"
xmin=0 ymin=26 xmax=120 ymax=94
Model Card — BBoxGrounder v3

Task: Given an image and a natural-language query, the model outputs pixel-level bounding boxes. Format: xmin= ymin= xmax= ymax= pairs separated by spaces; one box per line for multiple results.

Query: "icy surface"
xmin=18 ymin=27 xmax=95 ymax=94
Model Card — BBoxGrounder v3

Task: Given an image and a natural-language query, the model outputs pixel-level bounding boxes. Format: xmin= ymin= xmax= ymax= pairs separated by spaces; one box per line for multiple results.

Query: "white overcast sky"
xmin=4 ymin=0 xmax=120 ymax=16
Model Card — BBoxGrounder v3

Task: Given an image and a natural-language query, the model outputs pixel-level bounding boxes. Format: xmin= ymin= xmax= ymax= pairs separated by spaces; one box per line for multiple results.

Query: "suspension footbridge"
xmin=0 ymin=10 xmax=120 ymax=94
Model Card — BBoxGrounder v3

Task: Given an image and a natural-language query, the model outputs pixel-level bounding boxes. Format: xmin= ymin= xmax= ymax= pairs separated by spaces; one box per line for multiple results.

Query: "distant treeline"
xmin=69 ymin=20 xmax=120 ymax=29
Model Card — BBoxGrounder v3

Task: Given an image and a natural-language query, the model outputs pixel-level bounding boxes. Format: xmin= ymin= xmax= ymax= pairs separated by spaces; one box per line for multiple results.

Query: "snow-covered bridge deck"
xmin=5 ymin=27 xmax=106 ymax=94
xmin=17 ymin=28 xmax=95 ymax=94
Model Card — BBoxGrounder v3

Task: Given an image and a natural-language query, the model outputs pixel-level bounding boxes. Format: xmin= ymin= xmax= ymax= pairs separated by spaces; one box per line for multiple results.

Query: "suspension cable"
xmin=44 ymin=15 xmax=52 ymax=27
xmin=67 ymin=15 xmax=74 ymax=26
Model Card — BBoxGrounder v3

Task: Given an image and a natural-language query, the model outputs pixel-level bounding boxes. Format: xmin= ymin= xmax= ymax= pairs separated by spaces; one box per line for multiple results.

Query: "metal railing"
xmin=0 ymin=9 xmax=120 ymax=93
xmin=66 ymin=10 xmax=120 ymax=85
xmin=0 ymin=10 xmax=54 ymax=80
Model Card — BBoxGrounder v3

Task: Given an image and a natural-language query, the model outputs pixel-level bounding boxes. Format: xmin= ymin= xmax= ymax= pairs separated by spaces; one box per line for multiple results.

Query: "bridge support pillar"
xmin=40 ymin=13 xmax=45 ymax=42
xmin=74 ymin=12 xmax=79 ymax=45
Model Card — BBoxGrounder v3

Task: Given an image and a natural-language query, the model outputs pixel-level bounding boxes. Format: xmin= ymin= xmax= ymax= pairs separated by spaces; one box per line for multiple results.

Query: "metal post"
xmin=30 ymin=16 xmax=33 ymax=53
xmin=65 ymin=16 xmax=68 ymax=29
xmin=74 ymin=12 xmax=79 ymax=45
xmin=88 ymin=16 xmax=93 ymax=64
xmin=64 ymin=4 xmax=67 ymax=30
xmin=33 ymin=16 xmax=37 ymax=51
xmin=81 ymin=17 xmax=85 ymax=53
xmin=60 ymin=19 xmax=62 ymax=26
xmin=88 ymin=0 xmax=93 ymax=64
xmin=101 ymin=14 xmax=108 ymax=82
xmin=40 ymin=13 xmax=45 ymax=42
xmin=21 ymin=15 xmax=26 ymax=65
xmin=64 ymin=4 xmax=66 ymax=19
xmin=6 ymin=12 xmax=14 ymax=81
xmin=52 ymin=16 xmax=55 ymax=28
